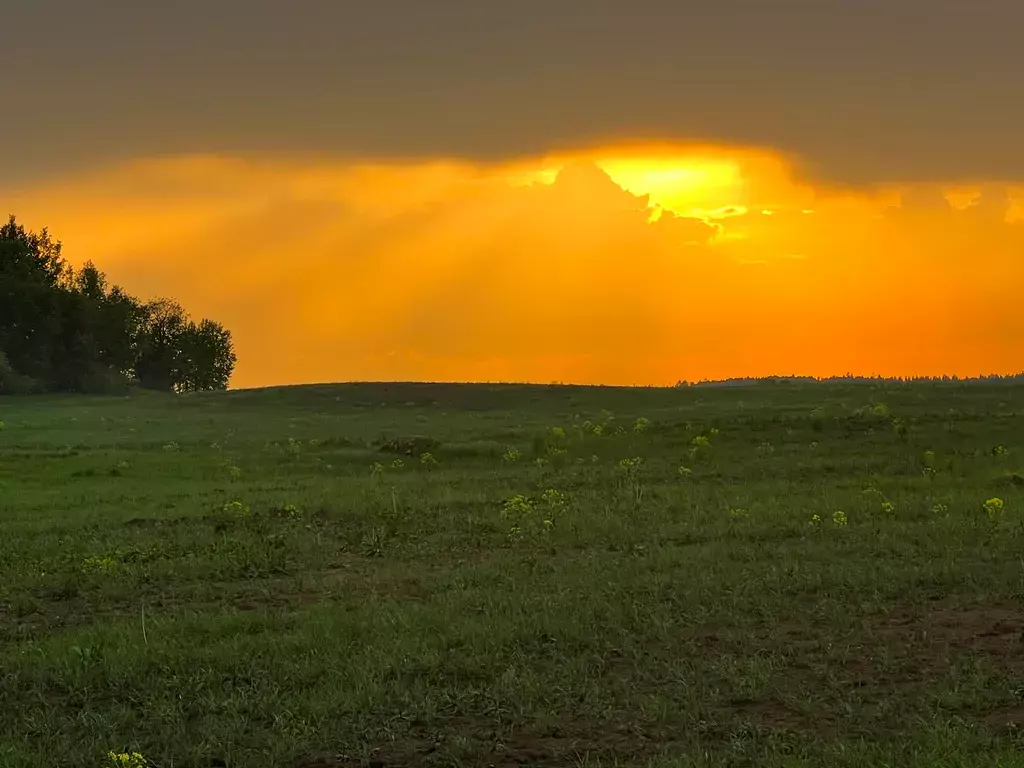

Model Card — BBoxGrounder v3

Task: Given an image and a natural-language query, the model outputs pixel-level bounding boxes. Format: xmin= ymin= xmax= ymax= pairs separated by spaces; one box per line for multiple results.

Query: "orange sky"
xmin=2 ymin=143 xmax=1022 ymax=388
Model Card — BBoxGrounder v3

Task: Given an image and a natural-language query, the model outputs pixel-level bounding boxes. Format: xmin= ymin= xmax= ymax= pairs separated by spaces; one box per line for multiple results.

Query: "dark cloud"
xmin=2 ymin=0 xmax=1023 ymax=185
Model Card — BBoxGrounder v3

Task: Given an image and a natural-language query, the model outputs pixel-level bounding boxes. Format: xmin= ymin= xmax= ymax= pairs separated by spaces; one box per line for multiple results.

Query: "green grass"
xmin=3 ymin=381 xmax=1024 ymax=767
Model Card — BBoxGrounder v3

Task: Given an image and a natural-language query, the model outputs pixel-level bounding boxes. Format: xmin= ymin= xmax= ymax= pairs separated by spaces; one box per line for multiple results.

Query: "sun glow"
xmin=579 ymin=143 xmax=810 ymax=215
xmin=2 ymin=142 xmax=1023 ymax=388
xmin=505 ymin=145 xmax=791 ymax=231
xmin=596 ymin=158 xmax=743 ymax=214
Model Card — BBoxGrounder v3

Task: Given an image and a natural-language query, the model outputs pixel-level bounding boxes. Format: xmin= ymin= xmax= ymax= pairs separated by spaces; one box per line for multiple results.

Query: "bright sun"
xmin=595 ymin=156 xmax=745 ymax=217
xmin=518 ymin=145 xmax=754 ymax=220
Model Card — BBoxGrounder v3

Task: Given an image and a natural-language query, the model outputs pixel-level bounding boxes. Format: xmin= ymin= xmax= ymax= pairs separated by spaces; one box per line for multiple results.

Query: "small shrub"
xmin=502 ymin=495 xmax=534 ymax=519
xmin=617 ymin=457 xmax=645 ymax=503
xmin=82 ymin=556 xmax=120 ymax=574
xmin=271 ymin=504 xmax=301 ymax=520
xmin=617 ymin=457 xmax=643 ymax=473
xmin=541 ymin=488 xmax=569 ymax=513
xmin=361 ymin=527 xmax=387 ymax=558
xmin=984 ymin=497 xmax=1005 ymax=521
xmin=107 ymin=752 xmax=149 ymax=768
xmin=689 ymin=435 xmax=711 ymax=462
xmin=222 ymin=500 xmax=251 ymax=518
xmin=502 ymin=493 xmax=563 ymax=543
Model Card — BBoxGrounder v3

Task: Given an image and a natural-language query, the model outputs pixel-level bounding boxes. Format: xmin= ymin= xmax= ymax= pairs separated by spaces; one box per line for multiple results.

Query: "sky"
xmin=2 ymin=1 xmax=1023 ymax=387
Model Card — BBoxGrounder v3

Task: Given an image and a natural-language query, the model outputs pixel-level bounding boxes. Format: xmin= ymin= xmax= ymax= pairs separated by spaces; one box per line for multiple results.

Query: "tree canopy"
xmin=0 ymin=215 xmax=235 ymax=394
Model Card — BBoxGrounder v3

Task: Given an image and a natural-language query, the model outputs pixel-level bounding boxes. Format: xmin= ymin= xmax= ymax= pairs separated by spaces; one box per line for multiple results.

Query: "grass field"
xmin=3 ymin=380 xmax=1024 ymax=767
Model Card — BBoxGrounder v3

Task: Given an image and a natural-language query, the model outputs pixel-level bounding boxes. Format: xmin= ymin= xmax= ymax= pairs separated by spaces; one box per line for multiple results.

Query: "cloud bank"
xmin=2 ymin=145 xmax=1022 ymax=387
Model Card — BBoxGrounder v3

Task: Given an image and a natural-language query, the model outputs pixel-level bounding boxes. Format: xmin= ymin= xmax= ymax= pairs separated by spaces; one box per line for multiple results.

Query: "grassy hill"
xmin=2 ymin=381 xmax=1024 ymax=767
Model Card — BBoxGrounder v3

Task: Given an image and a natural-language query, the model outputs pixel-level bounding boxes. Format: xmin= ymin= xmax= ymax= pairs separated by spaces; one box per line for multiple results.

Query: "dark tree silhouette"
xmin=0 ymin=216 xmax=236 ymax=394
xmin=176 ymin=318 xmax=236 ymax=393
xmin=134 ymin=299 xmax=190 ymax=392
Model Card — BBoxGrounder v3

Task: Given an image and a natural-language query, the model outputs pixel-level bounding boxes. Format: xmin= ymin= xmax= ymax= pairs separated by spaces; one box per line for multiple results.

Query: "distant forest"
xmin=678 ymin=374 xmax=1024 ymax=388
xmin=0 ymin=216 xmax=235 ymax=395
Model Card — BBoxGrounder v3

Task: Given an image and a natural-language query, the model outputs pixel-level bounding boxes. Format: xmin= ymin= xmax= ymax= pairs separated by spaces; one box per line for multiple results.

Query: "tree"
xmin=0 ymin=349 xmax=37 ymax=394
xmin=97 ymin=285 xmax=149 ymax=378
xmin=176 ymin=319 xmax=236 ymax=393
xmin=134 ymin=300 xmax=237 ymax=393
xmin=0 ymin=216 xmax=71 ymax=384
xmin=0 ymin=215 xmax=69 ymax=286
xmin=0 ymin=216 xmax=237 ymax=394
xmin=134 ymin=299 xmax=190 ymax=392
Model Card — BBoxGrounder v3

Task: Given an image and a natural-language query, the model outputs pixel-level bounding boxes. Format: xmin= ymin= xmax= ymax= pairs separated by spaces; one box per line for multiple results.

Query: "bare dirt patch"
xmin=688 ymin=598 xmax=1024 ymax=736
xmin=294 ymin=717 xmax=680 ymax=768
xmin=983 ymin=703 xmax=1024 ymax=733
xmin=729 ymin=698 xmax=813 ymax=733
xmin=853 ymin=598 xmax=1024 ymax=684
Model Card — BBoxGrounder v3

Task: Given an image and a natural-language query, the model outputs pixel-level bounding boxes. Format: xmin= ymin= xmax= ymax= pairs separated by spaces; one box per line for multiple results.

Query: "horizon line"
xmin=213 ymin=372 xmax=1024 ymax=395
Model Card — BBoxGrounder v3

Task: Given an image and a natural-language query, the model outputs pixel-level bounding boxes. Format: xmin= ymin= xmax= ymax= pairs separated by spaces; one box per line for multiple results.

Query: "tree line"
xmin=679 ymin=374 xmax=1024 ymax=388
xmin=1 ymin=216 xmax=235 ymax=394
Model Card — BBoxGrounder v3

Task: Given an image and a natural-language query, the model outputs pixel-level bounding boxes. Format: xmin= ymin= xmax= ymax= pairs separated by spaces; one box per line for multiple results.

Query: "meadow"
xmin=2 ymin=380 xmax=1024 ymax=767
